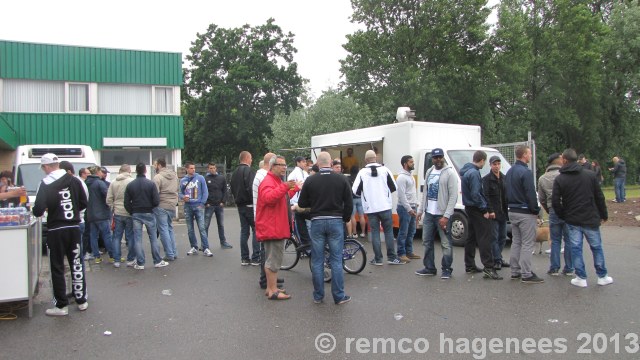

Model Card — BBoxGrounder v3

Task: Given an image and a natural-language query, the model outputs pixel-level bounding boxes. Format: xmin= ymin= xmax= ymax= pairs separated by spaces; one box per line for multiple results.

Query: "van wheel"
xmin=449 ymin=212 xmax=468 ymax=247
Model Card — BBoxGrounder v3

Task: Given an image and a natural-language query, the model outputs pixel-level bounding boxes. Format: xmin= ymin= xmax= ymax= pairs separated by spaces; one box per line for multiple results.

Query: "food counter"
xmin=0 ymin=218 xmax=42 ymax=318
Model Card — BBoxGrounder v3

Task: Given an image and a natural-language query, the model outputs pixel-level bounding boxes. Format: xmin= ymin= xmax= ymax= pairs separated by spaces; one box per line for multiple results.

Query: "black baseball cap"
xmin=489 ymin=156 xmax=501 ymax=164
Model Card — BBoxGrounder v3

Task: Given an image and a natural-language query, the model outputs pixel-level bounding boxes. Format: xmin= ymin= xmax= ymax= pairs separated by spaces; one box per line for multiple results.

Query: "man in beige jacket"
xmin=106 ymin=164 xmax=134 ymax=268
xmin=153 ymin=158 xmax=179 ymax=260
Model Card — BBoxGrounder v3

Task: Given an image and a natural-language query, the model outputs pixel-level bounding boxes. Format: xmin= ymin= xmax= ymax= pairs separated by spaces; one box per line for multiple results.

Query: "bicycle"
xmin=308 ymin=237 xmax=367 ymax=282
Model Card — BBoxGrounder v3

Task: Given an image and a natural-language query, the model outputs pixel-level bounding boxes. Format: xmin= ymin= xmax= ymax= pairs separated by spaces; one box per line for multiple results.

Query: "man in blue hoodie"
xmin=85 ymin=166 xmax=113 ymax=264
xmin=460 ymin=151 xmax=501 ymax=280
xmin=180 ymin=162 xmax=211 ymax=257
xmin=505 ymin=145 xmax=543 ymax=283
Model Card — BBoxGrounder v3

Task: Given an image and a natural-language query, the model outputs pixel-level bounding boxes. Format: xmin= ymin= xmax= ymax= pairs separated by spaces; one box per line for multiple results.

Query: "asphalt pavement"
xmin=1 ymin=210 xmax=639 ymax=360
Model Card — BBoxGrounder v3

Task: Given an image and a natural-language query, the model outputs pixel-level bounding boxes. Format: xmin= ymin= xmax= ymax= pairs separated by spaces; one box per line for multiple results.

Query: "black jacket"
xmin=552 ymin=162 xmax=607 ymax=227
xmin=505 ymin=160 xmax=540 ymax=215
xmin=482 ymin=171 xmax=508 ymax=221
xmin=298 ymin=169 xmax=353 ymax=222
xmin=124 ymin=175 xmax=160 ymax=214
xmin=611 ymin=159 xmax=627 ymax=178
xmin=205 ymin=172 xmax=226 ymax=205
xmin=33 ymin=173 xmax=87 ymax=230
xmin=85 ymin=175 xmax=111 ymax=222
xmin=230 ymin=164 xmax=255 ymax=206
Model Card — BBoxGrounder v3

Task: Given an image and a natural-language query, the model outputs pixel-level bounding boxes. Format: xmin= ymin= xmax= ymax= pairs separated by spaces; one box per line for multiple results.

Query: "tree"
xmin=340 ymin=0 xmax=493 ymax=126
xmin=183 ymin=19 xmax=305 ymax=167
xmin=267 ymin=89 xmax=382 ymax=153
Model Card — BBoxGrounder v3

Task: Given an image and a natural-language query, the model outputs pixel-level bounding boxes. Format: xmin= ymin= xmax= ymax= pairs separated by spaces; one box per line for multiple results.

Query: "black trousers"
xmin=464 ymin=206 xmax=495 ymax=269
xmin=48 ymin=227 xmax=87 ymax=308
xmin=294 ymin=212 xmax=311 ymax=246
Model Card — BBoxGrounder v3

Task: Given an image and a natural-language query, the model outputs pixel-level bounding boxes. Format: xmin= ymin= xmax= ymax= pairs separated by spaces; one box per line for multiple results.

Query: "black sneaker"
xmin=221 ymin=242 xmax=233 ymax=249
xmin=521 ymin=272 xmax=544 ymax=284
xmin=510 ymin=274 xmax=522 ymax=280
xmin=547 ymin=269 xmax=560 ymax=276
xmin=501 ymin=261 xmax=510 ymax=267
xmin=483 ymin=268 xmax=503 ymax=280
xmin=415 ymin=268 xmax=437 ymax=276
xmin=466 ymin=266 xmax=482 ymax=273
xmin=495 ymin=262 xmax=502 ymax=270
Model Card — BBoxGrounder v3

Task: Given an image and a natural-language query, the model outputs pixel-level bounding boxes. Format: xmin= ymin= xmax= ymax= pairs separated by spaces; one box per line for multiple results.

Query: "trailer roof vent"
xmin=396 ymin=107 xmax=415 ymax=122
xmin=30 ymin=147 xmax=84 ymax=158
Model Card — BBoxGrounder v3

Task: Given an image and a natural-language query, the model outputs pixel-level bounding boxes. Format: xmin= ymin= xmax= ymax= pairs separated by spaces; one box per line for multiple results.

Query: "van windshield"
xmin=17 ymin=163 xmax=96 ymax=195
xmin=447 ymin=150 xmax=512 ymax=177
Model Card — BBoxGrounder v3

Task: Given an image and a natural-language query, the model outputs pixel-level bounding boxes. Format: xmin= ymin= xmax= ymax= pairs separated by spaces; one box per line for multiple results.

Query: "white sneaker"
xmin=597 ymin=276 xmax=613 ymax=286
xmin=544 ymin=249 xmax=551 ymax=254
xmin=134 ymin=264 xmax=145 ymax=270
xmin=359 ymin=233 xmax=366 ymax=238
xmin=78 ymin=302 xmax=88 ymax=311
xmin=187 ymin=247 xmax=198 ymax=255
xmin=203 ymin=248 xmax=213 ymax=257
xmin=113 ymin=262 xmax=120 ymax=268
xmin=45 ymin=306 xmax=68 ymax=316
xmin=571 ymin=276 xmax=588 ymax=288
xmin=154 ymin=260 xmax=169 ymax=268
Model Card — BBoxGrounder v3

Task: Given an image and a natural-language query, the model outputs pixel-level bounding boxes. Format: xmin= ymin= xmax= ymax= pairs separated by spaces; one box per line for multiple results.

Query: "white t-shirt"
xmin=426 ymin=168 xmax=443 ymax=215
xmin=287 ymin=166 xmax=308 ymax=204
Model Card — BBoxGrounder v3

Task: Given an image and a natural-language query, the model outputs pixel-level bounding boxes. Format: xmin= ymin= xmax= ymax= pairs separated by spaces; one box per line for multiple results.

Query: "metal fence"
xmin=486 ymin=135 xmax=537 ymax=184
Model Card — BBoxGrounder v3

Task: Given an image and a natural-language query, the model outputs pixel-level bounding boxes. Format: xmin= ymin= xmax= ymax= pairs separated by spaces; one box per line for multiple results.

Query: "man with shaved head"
xmin=352 ymin=150 xmax=402 ymax=266
xmin=299 ymin=152 xmax=353 ymax=304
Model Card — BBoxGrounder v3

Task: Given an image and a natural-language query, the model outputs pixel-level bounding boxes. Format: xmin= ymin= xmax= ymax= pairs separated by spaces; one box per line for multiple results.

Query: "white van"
xmin=310 ymin=117 xmax=511 ymax=246
xmin=13 ymin=145 xmax=97 ymax=205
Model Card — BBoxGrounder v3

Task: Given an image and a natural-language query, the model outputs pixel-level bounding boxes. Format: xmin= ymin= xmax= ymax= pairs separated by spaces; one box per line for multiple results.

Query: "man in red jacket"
xmin=256 ymin=155 xmax=299 ymax=300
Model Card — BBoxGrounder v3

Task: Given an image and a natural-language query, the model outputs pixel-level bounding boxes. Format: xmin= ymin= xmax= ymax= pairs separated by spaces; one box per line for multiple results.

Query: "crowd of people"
xmin=28 ymin=145 xmax=623 ymax=315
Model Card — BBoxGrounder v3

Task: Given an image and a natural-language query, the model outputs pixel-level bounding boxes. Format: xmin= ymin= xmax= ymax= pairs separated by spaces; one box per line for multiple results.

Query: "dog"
xmin=535 ymin=225 xmax=550 ymax=254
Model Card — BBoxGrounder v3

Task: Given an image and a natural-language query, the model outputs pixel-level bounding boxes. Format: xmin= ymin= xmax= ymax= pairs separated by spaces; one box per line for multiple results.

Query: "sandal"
xmin=268 ymin=291 xmax=291 ymax=300
xmin=265 ymin=288 xmax=286 ymax=296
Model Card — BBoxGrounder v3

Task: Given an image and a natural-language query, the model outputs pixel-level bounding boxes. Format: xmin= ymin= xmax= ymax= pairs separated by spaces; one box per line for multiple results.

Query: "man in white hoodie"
xmin=106 ymin=164 xmax=134 ymax=268
xmin=352 ymin=150 xmax=403 ymax=266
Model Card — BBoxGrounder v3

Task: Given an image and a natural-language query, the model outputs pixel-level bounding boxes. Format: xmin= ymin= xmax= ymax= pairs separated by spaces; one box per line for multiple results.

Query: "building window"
xmin=154 ymin=87 xmax=173 ymax=114
xmin=2 ymin=79 xmax=64 ymax=112
xmin=98 ymin=84 xmax=152 ymax=114
xmin=68 ymin=83 xmax=89 ymax=112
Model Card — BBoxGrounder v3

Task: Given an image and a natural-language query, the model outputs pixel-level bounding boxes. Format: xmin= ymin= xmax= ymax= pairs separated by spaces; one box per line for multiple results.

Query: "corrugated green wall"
xmin=2 ymin=113 xmax=184 ymax=149
xmin=0 ymin=40 xmax=182 ymax=85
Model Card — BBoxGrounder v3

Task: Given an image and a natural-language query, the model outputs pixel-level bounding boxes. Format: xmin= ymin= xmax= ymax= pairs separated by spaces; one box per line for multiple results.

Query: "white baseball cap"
xmin=41 ymin=153 xmax=59 ymax=165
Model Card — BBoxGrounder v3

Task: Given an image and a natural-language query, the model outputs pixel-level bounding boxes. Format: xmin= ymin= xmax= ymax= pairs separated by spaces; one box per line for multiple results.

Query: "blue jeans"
xmin=154 ymin=207 xmax=177 ymax=259
xmin=310 ymin=218 xmax=345 ymax=303
xmin=566 ymin=224 xmax=608 ymax=279
xmin=204 ymin=204 xmax=227 ymax=244
xmin=184 ymin=204 xmax=210 ymax=250
xmin=491 ymin=219 xmax=507 ymax=263
xmin=548 ymin=210 xmax=573 ymax=272
xmin=367 ymin=210 xmax=397 ymax=262
xmin=132 ymin=212 xmax=162 ymax=265
xmin=89 ymin=220 xmax=113 ymax=258
xmin=396 ymin=206 xmax=416 ymax=257
xmin=422 ymin=212 xmax=453 ymax=271
xmin=237 ymin=206 xmax=260 ymax=262
xmin=614 ymin=178 xmax=626 ymax=202
xmin=112 ymin=215 xmax=134 ymax=262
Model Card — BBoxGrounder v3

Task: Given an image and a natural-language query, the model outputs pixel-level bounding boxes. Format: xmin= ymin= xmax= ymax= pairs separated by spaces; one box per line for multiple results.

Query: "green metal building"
xmin=0 ymin=40 xmax=184 ymax=174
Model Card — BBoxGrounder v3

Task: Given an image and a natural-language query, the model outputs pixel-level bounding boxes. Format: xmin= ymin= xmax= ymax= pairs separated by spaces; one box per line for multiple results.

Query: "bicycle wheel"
xmin=308 ymin=246 xmax=332 ymax=282
xmin=280 ymin=236 xmax=300 ymax=270
xmin=342 ymin=239 xmax=367 ymax=274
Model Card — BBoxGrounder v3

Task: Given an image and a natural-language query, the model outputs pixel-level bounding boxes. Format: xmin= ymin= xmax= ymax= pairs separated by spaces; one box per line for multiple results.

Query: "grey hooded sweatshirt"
xmin=153 ymin=167 xmax=179 ymax=210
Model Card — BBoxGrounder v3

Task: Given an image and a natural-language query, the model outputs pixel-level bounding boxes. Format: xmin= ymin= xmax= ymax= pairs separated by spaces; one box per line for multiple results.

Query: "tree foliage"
xmin=340 ymin=0 xmax=493 ymax=125
xmin=183 ymin=19 xmax=305 ymax=167
xmin=340 ymin=0 xmax=639 ymax=181
xmin=267 ymin=89 xmax=383 ymax=154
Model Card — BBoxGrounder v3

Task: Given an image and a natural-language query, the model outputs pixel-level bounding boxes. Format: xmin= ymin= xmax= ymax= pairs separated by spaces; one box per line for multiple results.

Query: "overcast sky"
xmin=1 ymin=0 xmax=360 ymax=97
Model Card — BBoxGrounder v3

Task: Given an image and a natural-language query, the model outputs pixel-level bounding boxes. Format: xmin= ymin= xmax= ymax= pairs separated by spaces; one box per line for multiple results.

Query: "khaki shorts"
xmin=264 ymin=240 xmax=285 ymax=272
